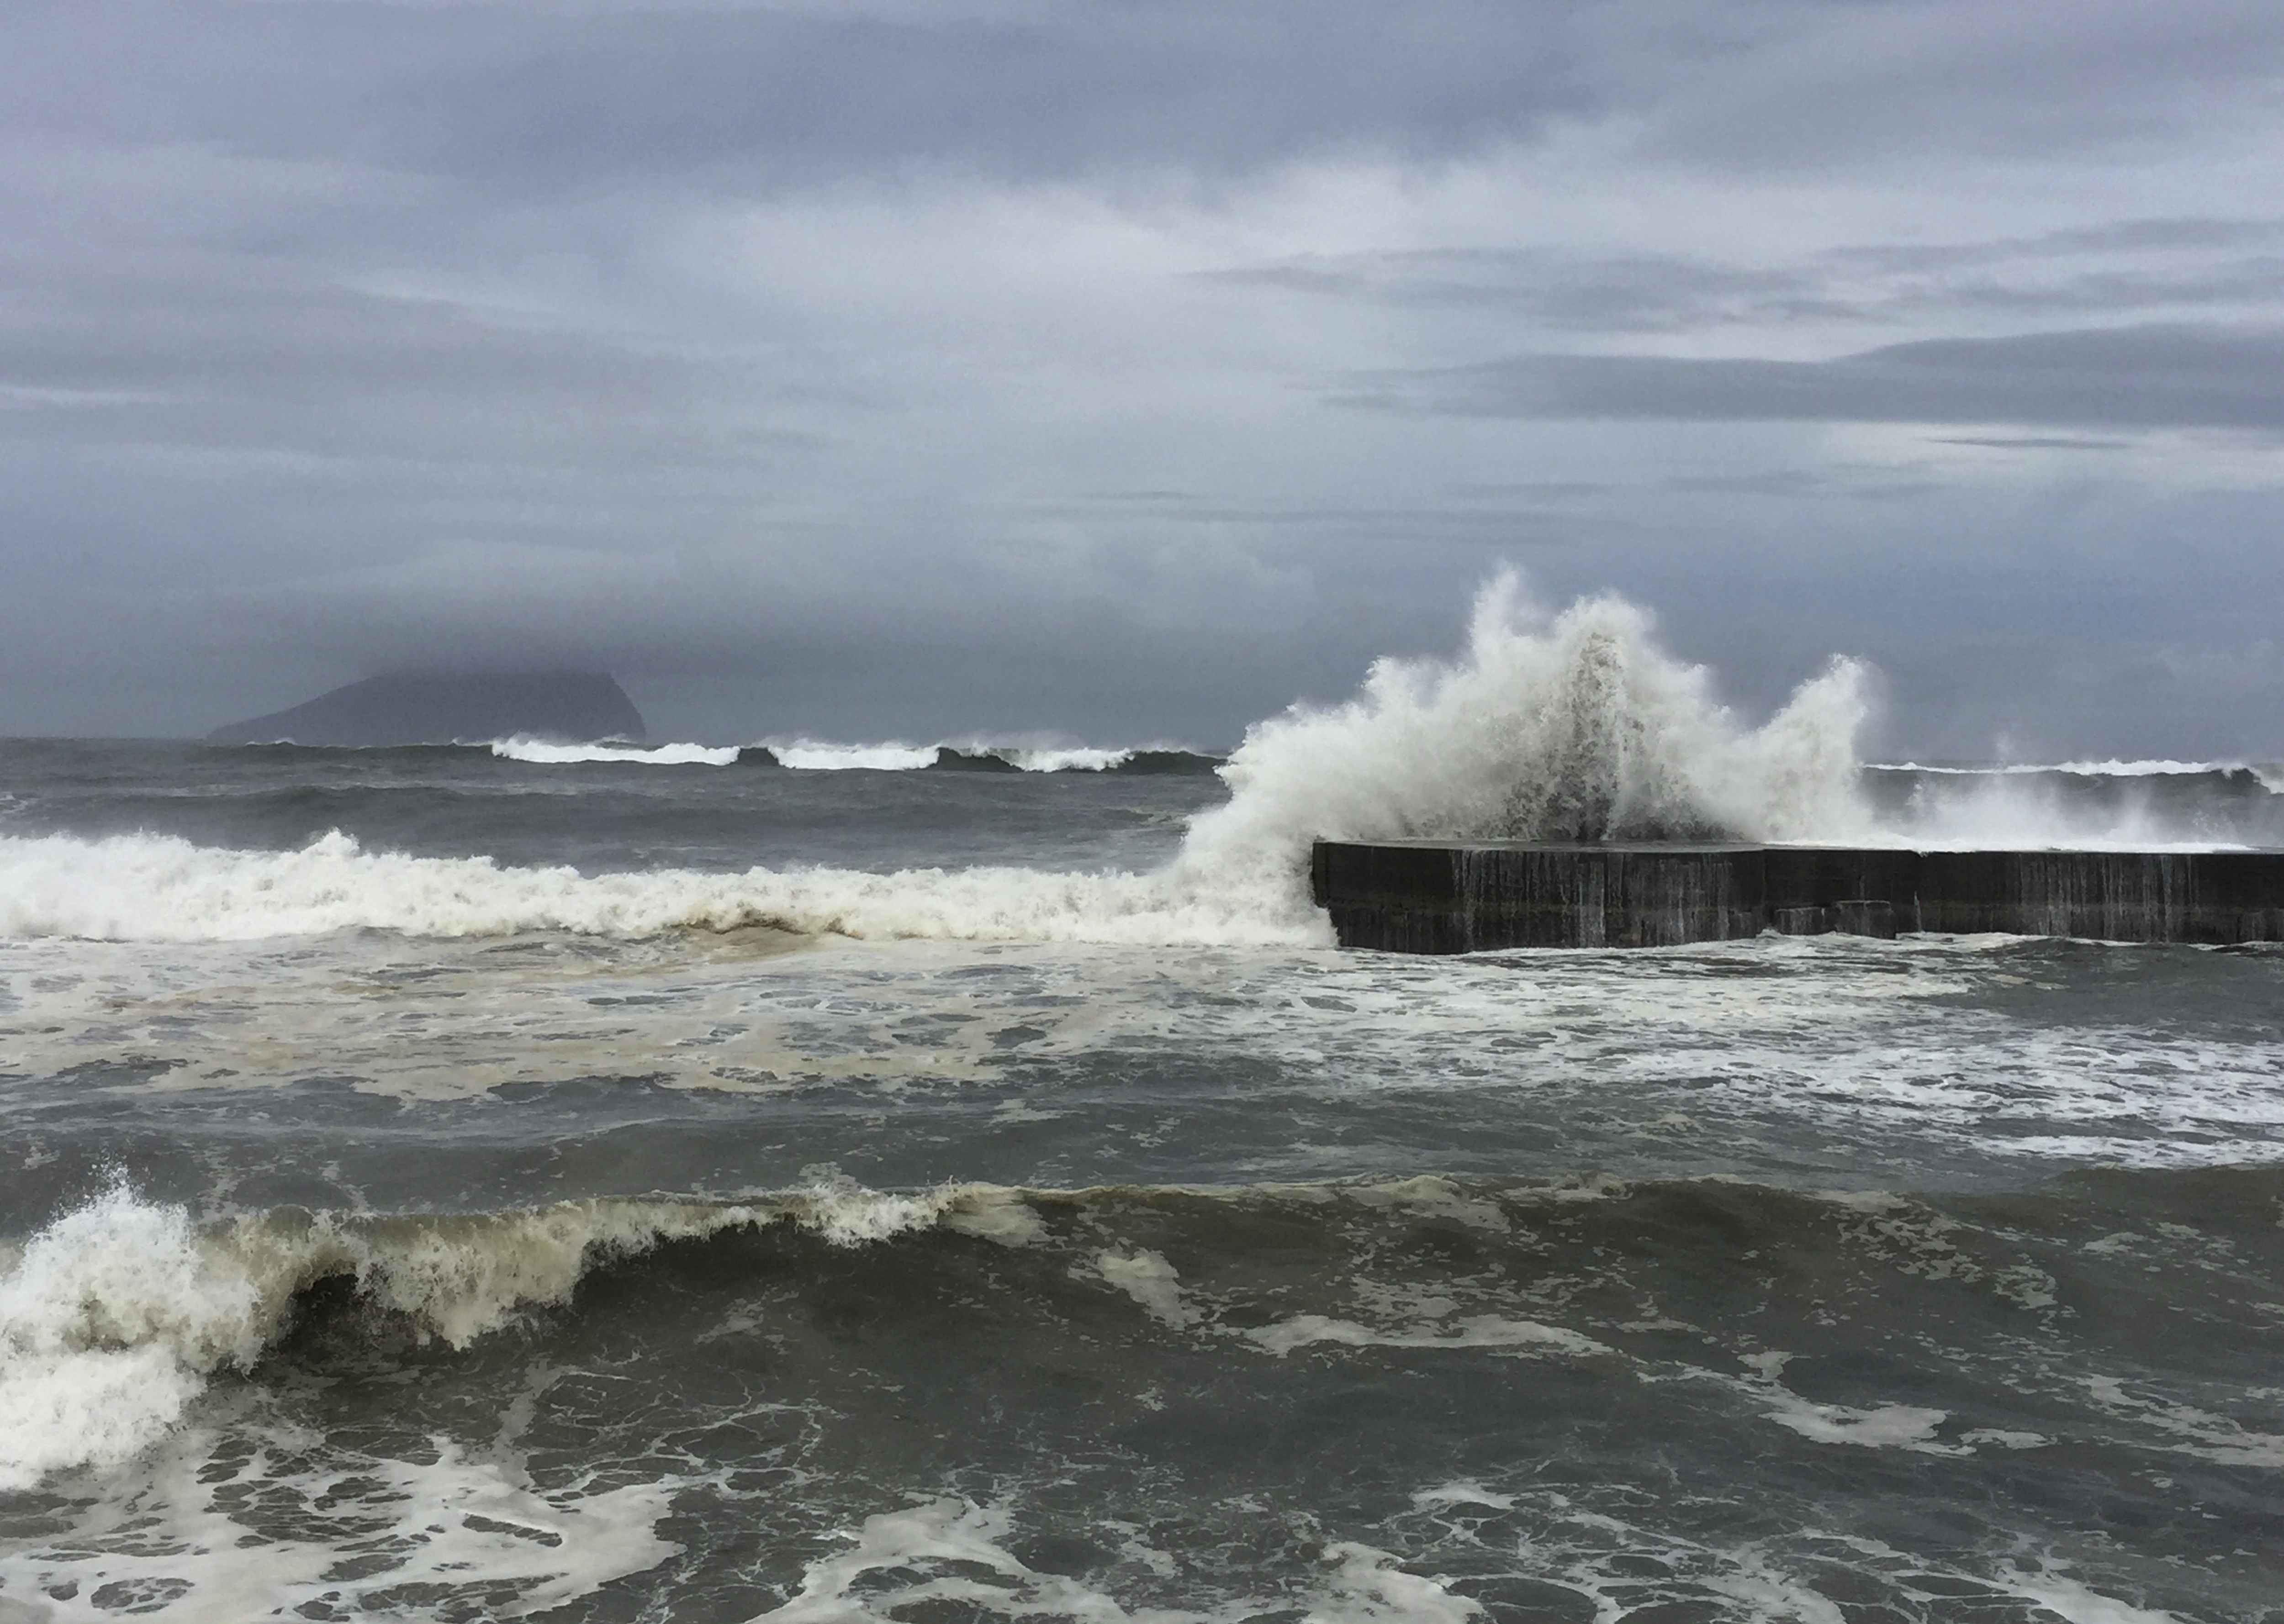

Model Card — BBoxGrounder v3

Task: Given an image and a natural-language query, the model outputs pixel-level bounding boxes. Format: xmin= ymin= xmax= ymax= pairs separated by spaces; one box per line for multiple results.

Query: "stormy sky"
xmin=4 ymin=0 xmax=2283 ymax=756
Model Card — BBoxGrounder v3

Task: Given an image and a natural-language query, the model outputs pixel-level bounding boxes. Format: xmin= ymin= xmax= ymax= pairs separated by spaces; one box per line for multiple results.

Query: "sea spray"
xmin=1176 ymin=575 xmax=1872 ymax=915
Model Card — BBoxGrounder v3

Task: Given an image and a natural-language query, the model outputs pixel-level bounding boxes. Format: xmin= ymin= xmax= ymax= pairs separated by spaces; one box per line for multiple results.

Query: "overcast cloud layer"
xmin=4 ymin=0 xmax=2284 ymax=756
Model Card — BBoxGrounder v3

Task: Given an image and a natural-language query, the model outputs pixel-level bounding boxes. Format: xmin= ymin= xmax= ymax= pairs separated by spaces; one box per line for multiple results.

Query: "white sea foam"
xmin=750 ymin=1497 xmax=1482 ymax=1624
xmin=0 ymin=1431 xmax=685 ymax=1620
xmin=765 ymin=739 xmax=941 ymax=771
xmin=1243 ymin=1313 xmax=1610 ymax=1360
xmin=491 ymin=738 xmax=743 ymax=766
xmin=0 ymin=1178 xmax=1039 ymax=1489
xmin=1091 ymin=1248 xmax=1200 ymax=1328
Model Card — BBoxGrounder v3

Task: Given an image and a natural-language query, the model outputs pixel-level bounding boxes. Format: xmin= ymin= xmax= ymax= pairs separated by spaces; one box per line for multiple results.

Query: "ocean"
xmin=2 ymin=592 xmax=2282 ymax=1623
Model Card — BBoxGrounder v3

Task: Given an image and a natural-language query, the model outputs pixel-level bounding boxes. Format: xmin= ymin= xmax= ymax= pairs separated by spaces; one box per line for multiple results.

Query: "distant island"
xmin=208 ymin=672 xmax=647 ymax=747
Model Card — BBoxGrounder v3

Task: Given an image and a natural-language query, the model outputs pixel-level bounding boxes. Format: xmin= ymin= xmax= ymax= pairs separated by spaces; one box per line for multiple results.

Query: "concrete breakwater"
xmin=1309 ymin=840 xmax=2284 ymax=952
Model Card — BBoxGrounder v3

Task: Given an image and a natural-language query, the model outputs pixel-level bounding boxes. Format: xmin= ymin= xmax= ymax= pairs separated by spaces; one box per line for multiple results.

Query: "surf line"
xmin=1311 ymin=841 xmax=2284 ymax=952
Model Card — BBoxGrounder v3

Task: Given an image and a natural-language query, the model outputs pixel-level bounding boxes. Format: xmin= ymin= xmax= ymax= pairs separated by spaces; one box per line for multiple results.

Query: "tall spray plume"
xmin=1179 ymin=573 xmax=1873 ymax=907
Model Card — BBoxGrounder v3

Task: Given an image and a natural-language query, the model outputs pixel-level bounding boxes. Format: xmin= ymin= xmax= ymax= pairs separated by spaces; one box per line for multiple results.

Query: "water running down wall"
xmin=1311 ymin=841 xmax=2284 ymax=951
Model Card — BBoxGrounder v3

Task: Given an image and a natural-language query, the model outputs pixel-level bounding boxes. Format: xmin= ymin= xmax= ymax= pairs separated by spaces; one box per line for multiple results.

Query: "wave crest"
xmin=0 ymin=1177 xmax=1043 ymax=1488
xmin=490 ymin=738 xmax=743 ymax=766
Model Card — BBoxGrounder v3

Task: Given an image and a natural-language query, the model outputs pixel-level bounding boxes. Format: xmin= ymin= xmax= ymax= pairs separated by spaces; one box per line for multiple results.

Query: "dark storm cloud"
xmin=1614 ymin=0 xmax=2284 ymax=169
xmin=3 ymin=0 xmax=1597 ymax=189
xmin=1356 ymin=325 xmax=2284 ymax=432
xmin=12 ymin=1 xmax=2283 ymax=193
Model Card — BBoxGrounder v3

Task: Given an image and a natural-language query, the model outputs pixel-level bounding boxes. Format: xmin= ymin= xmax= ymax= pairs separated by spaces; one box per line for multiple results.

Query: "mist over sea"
xmin=3 ymin=587 xmax=2282 ymax=1623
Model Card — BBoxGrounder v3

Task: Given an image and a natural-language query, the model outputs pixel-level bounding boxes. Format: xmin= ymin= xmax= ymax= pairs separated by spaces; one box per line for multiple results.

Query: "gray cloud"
xmin=1356 ymin=325 xmax=2284 ymax=432
xmin=1207 ymin=234 xmax=2284 ymax=334
xmin=5 ymin=0 xmax=1599 ymax=189
xmin=14 ymin=1 xmax=2284 ymax=195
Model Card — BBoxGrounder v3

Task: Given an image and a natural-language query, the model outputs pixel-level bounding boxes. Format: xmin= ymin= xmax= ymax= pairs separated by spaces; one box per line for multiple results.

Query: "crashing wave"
xmin=491 ymin=738 xmax=744 ymax=766
xmin=0 ymin=1178 xmax=1044 ymax=1489
xmin=1175 ymin=573 xmax=1871 ymax=895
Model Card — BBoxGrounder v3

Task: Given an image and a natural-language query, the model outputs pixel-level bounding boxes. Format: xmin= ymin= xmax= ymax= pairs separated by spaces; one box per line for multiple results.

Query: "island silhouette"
xmin=208 ymin=672 xmax=646 ymax=747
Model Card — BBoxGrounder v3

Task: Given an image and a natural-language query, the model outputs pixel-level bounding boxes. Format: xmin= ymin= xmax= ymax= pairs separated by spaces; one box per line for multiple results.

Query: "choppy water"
xmin=5 ymin=597 xmax=2284 ymax=1622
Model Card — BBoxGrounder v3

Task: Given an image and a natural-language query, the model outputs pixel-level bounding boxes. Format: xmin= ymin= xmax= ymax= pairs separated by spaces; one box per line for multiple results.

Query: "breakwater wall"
xmin=1309 ymin=841 xmax=2284 ymax=952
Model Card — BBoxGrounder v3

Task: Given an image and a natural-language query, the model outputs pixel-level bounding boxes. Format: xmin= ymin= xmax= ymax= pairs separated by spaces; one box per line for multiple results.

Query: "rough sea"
xmin=3 ymin=590 xmax=2282 ymax=1623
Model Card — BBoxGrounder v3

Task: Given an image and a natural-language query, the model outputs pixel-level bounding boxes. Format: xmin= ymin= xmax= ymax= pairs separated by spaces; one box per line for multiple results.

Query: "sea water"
xmin=1 ymin=585 xmax=2280 ymax=1622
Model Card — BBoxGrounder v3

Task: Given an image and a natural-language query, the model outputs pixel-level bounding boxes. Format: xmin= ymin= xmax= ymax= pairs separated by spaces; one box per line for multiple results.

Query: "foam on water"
xmin=0 ymin=1432 xmax=685 ymax=1622
xmin=0 ymin=1187 xmax=262 ymax=1492
xmin=748 ymin=1497 xmax=1483 ymax=1624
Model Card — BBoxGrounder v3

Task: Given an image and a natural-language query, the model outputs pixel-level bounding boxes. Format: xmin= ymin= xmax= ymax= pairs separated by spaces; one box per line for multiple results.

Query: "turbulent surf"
xmin=2 ymin=579 xmax=2280 ymax=1621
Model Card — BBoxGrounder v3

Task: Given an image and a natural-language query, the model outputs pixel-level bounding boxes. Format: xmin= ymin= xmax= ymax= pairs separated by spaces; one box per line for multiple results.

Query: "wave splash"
xmin=1179 ymin=575 xmax=1869 ymax=897
xmin=0 ymin=1178 xmax=1042 ymax=1489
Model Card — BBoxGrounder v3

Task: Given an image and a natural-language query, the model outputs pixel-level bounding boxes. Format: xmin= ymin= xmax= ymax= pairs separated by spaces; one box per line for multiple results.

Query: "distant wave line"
xmin=1872 ymin=759 xmax=2283 ymax=792
xmin=484 ymin=738 xmax=1226 ymax=773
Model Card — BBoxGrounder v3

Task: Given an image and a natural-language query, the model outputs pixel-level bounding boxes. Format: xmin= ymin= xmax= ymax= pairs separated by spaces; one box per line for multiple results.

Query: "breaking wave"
xmin=0 ymin=829 xmax=1312 ymax=945
xmin=0 ymin=1177 xmax=1044 ymax=1489
xmin=491 ymin=738 xmax=744 ymax=766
